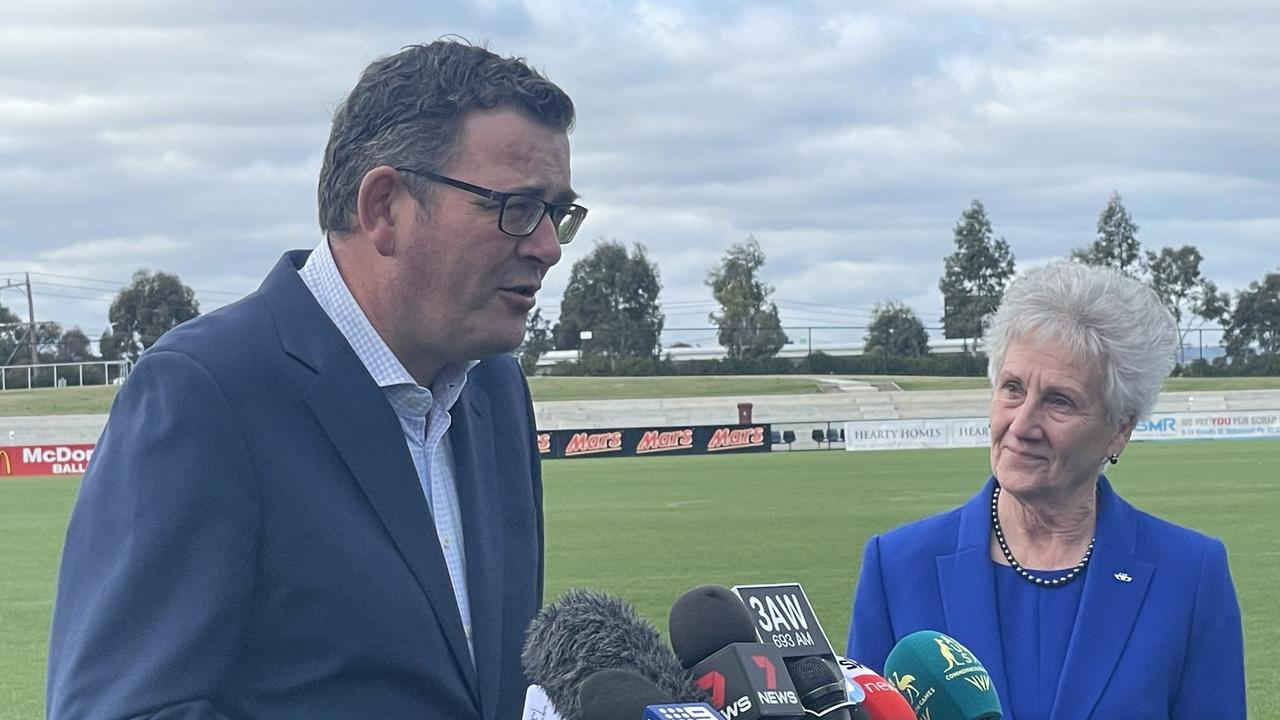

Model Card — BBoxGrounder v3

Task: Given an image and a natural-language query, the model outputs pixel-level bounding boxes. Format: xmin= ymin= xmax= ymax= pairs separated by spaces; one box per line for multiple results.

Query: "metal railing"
xmin=1 ymin=360 xmax=132 ymax=391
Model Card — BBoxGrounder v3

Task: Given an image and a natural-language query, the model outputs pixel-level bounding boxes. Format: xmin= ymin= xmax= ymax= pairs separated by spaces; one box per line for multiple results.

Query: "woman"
xmin=846 ymin=262 xmax=1245 ymax=719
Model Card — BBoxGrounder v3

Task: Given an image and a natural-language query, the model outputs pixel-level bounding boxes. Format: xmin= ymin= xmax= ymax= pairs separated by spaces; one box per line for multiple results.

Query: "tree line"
xmin=521 ymin=192 xmax=1278 ymax=373
xmin=5 ymin=194 xmax=1276 ymax=377
xmin=1 ymin=270 xmax=198 ymax=370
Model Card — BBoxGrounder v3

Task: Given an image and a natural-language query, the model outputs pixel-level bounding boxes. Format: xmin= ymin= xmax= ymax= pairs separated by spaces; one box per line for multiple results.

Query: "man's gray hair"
xmin=985 ymin=261 xmax=1177 ymax=425
xmin=318 ymin=38 xmax=575 ymax=235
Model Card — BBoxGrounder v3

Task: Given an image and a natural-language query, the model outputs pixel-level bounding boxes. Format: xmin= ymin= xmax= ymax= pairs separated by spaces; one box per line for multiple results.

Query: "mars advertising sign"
xmin=634 ymin=428 xmax=695 ymax=455
xmin=562 ymin=430 xmax=625 ymax=457
xmin=540 ymin=424 xmax=772 ymax=460
xmin=0 ymin=444 xmax=96 ymax=477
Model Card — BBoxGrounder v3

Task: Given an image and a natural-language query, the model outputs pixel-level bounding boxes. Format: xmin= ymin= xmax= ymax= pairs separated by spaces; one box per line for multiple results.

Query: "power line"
xmin=31 ymin=290 xmax=115 ymax=302
xmin=0 ymin=270 xmax=250 ymax=299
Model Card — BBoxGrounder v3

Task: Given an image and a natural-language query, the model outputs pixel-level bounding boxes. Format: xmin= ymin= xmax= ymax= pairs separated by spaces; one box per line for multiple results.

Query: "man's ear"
xmin=355 ymin=166 xmax=403 ymax=257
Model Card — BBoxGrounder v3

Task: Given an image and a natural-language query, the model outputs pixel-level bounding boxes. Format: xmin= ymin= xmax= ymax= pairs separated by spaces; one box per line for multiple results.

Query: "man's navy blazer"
xmin=847 ymin=476 xmax=1246 ymax=720
xmin=48 ymin=251 xmax=545 ymax=719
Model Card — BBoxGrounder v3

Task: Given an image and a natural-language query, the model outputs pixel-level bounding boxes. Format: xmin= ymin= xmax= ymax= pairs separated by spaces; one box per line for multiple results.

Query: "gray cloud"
xmin=0 ymin=0 xmax=1276 ymax=346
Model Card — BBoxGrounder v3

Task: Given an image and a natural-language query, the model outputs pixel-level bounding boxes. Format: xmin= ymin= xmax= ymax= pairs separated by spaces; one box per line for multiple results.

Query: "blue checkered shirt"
xmin=299 ymin=238 xmax=476 ymax=660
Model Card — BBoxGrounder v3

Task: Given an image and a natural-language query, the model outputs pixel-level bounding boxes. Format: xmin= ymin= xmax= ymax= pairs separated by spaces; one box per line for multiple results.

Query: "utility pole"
xmin=1 ymin=274 xmax=37 ymax=366
xmin=25 ymin=273 xmax=36 ymax=366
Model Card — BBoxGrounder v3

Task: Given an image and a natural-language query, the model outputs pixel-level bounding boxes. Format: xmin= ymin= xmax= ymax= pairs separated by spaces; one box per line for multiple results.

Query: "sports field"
xmin=2 ymin=440 xmax=1276 ymax=718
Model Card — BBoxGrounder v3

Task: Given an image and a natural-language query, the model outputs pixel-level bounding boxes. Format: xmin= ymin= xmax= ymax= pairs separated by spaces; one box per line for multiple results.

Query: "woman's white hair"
xmin=985 ymin=261 xmax=1178 ymax=425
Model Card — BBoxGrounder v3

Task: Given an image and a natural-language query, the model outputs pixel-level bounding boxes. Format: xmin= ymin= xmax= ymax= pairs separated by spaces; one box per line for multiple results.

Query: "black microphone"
xmin=669 ymin=584 xmax=760 ymax=667
xmin=669 ymin=585 xmax=806 ymax=719
xmin=580 ymin=669 xmax=728 ymax=720
xmin=579 ymin=668 xmax=674 ymax=720
xmin=522 ymin=588 xmax=703 ymax=720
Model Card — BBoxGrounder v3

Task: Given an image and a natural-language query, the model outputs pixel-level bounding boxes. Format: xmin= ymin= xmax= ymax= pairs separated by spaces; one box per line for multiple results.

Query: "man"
xmin=47 ymin=40 xmax=585 ymax=719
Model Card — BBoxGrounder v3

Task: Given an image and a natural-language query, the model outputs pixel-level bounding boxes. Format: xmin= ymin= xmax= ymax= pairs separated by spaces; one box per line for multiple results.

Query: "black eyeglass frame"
xmin=394 ymin=166 xmax=586 ymax=245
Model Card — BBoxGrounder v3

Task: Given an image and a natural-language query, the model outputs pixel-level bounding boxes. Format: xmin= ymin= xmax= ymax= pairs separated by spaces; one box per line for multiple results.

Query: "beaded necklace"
xmin=991 ymin=483 xmax=1094 ymax=588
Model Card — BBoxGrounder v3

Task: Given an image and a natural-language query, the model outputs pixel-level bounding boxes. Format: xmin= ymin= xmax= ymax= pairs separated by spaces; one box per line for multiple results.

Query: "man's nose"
xmin=517 ymin=214 xmax=563 ymax=268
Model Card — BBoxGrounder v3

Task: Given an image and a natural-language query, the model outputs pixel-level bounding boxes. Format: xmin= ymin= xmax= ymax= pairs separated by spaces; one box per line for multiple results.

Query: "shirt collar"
xmin=297 ymin=237 xmax=477 ymax=414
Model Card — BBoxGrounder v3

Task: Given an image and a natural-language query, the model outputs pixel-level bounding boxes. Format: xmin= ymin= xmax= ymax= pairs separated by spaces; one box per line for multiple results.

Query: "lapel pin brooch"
xmin=1114 ymin=572 xmax=1133 ymax=583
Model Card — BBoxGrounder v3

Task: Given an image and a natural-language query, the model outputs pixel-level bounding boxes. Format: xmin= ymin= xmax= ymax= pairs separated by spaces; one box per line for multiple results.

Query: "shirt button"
xmin=443 ymin=536 xmax=452 ymax=549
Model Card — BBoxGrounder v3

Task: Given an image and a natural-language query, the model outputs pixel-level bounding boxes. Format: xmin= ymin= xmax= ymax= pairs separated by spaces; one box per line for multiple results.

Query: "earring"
xmin=1108 ymin=454 xmax=1119 ymax=465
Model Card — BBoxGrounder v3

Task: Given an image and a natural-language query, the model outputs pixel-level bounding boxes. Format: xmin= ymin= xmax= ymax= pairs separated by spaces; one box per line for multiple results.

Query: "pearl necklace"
xmin=991 ymin=484 xmax=1094 ymax=588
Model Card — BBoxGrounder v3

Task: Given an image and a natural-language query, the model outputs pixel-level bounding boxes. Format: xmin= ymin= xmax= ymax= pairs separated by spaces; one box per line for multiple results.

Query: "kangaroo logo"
xmin=935 ymin=637 xmax=960 ymax=671
xmin=934 ymin=635 xmax=978 ymax=671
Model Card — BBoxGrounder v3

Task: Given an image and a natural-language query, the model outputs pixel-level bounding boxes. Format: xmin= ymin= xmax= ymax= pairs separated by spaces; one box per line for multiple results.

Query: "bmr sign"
xmin=0 ymin=444 xmax=95 ymax=477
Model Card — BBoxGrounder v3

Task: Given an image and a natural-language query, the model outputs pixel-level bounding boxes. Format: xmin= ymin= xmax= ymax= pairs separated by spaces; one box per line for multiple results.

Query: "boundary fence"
xmin=1 ymin=360 xmax=131 ymax=391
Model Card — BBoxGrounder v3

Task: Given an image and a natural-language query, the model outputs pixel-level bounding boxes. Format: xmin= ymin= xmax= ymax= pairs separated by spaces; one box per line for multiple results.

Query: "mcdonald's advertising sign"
xmin=0 ymin=444 xmax=95 ymax=477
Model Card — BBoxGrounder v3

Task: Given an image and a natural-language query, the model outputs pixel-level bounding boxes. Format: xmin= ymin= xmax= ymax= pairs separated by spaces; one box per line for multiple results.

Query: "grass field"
xmin=3 ymin=375 xmax=1278 ymax=416
xmin=2 ymin=440 xmax=1276 ymax=718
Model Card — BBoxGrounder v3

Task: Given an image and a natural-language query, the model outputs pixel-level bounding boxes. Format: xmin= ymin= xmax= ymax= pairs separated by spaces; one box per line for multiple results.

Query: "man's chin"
xmin=471 ymin=331 xmax=527 ymax=360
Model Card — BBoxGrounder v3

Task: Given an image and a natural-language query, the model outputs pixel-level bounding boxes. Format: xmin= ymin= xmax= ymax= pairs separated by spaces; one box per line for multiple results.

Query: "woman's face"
xmin=989 ymin=336 xmax=1133 ymax=502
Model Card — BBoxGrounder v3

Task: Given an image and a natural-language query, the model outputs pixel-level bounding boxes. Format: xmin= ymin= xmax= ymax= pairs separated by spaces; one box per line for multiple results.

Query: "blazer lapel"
xmin=450 ymin=384 xmax=506 ymax=720
xmin=1049 ymin=478 xmax=1153 ymax=720
xmin=263 ymin=251 xmax=480 ymax=702
xmin=936 ymin=478 xmax=1011 ymax=708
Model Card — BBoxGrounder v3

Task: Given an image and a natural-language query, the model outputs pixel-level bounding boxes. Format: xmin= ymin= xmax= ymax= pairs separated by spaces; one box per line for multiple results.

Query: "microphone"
xmin=732 ymin=583 xmax=865 ymax=720
xmin=522 ymin=588 xmax=703 ymax=720
xmin=669 ymin=584 xmax=760 ymax=667
xmin=787 ymin=654 xmax=865 ymax=719
xmin=835 ymin=657 xmax=915 ymax=720
xmin=667 ymin=585 xmax=807 ymax=719
xmin=579 ymin=668 xmax=726 ymax=720
xmin=882 ymin=630 xmax=1002 ymax=720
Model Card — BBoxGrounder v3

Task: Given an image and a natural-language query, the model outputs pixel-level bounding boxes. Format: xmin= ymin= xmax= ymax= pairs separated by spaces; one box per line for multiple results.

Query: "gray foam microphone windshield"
xmin=521 ymin=588 xmax=703 ymax=720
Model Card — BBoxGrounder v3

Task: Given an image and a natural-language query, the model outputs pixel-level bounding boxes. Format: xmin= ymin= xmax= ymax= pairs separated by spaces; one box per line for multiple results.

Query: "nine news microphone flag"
xmin=642 ymin=704 xmax=727 ymax=719
xmin=883 ymin=630 xmax=1002 ymax=720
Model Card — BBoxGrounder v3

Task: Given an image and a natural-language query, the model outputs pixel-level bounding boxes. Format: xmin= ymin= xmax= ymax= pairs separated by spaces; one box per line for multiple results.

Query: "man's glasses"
xmin=395 ymin=167 xmax=587 ymax=245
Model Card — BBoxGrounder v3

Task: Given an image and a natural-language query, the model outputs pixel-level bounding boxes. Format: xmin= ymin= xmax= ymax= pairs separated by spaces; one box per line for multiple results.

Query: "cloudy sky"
xmin=2 ymin=0 xmax=1277 ymax=350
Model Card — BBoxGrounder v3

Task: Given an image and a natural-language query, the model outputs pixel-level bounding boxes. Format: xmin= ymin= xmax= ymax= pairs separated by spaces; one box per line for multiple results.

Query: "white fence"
xmin=1 ymin=360 xmax=132 ymax=391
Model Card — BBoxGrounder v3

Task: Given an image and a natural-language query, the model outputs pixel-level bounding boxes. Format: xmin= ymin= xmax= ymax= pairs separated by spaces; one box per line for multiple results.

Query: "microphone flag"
xmin=732 ymin=583 xmax=836 ymax=660
xmin=642 ymin=703 xmax=727 ymax=719
xmin=691 ymin=643 xmax=805 ymax=719
xmin=883 ymin=630 xmax=1002 ymax=720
